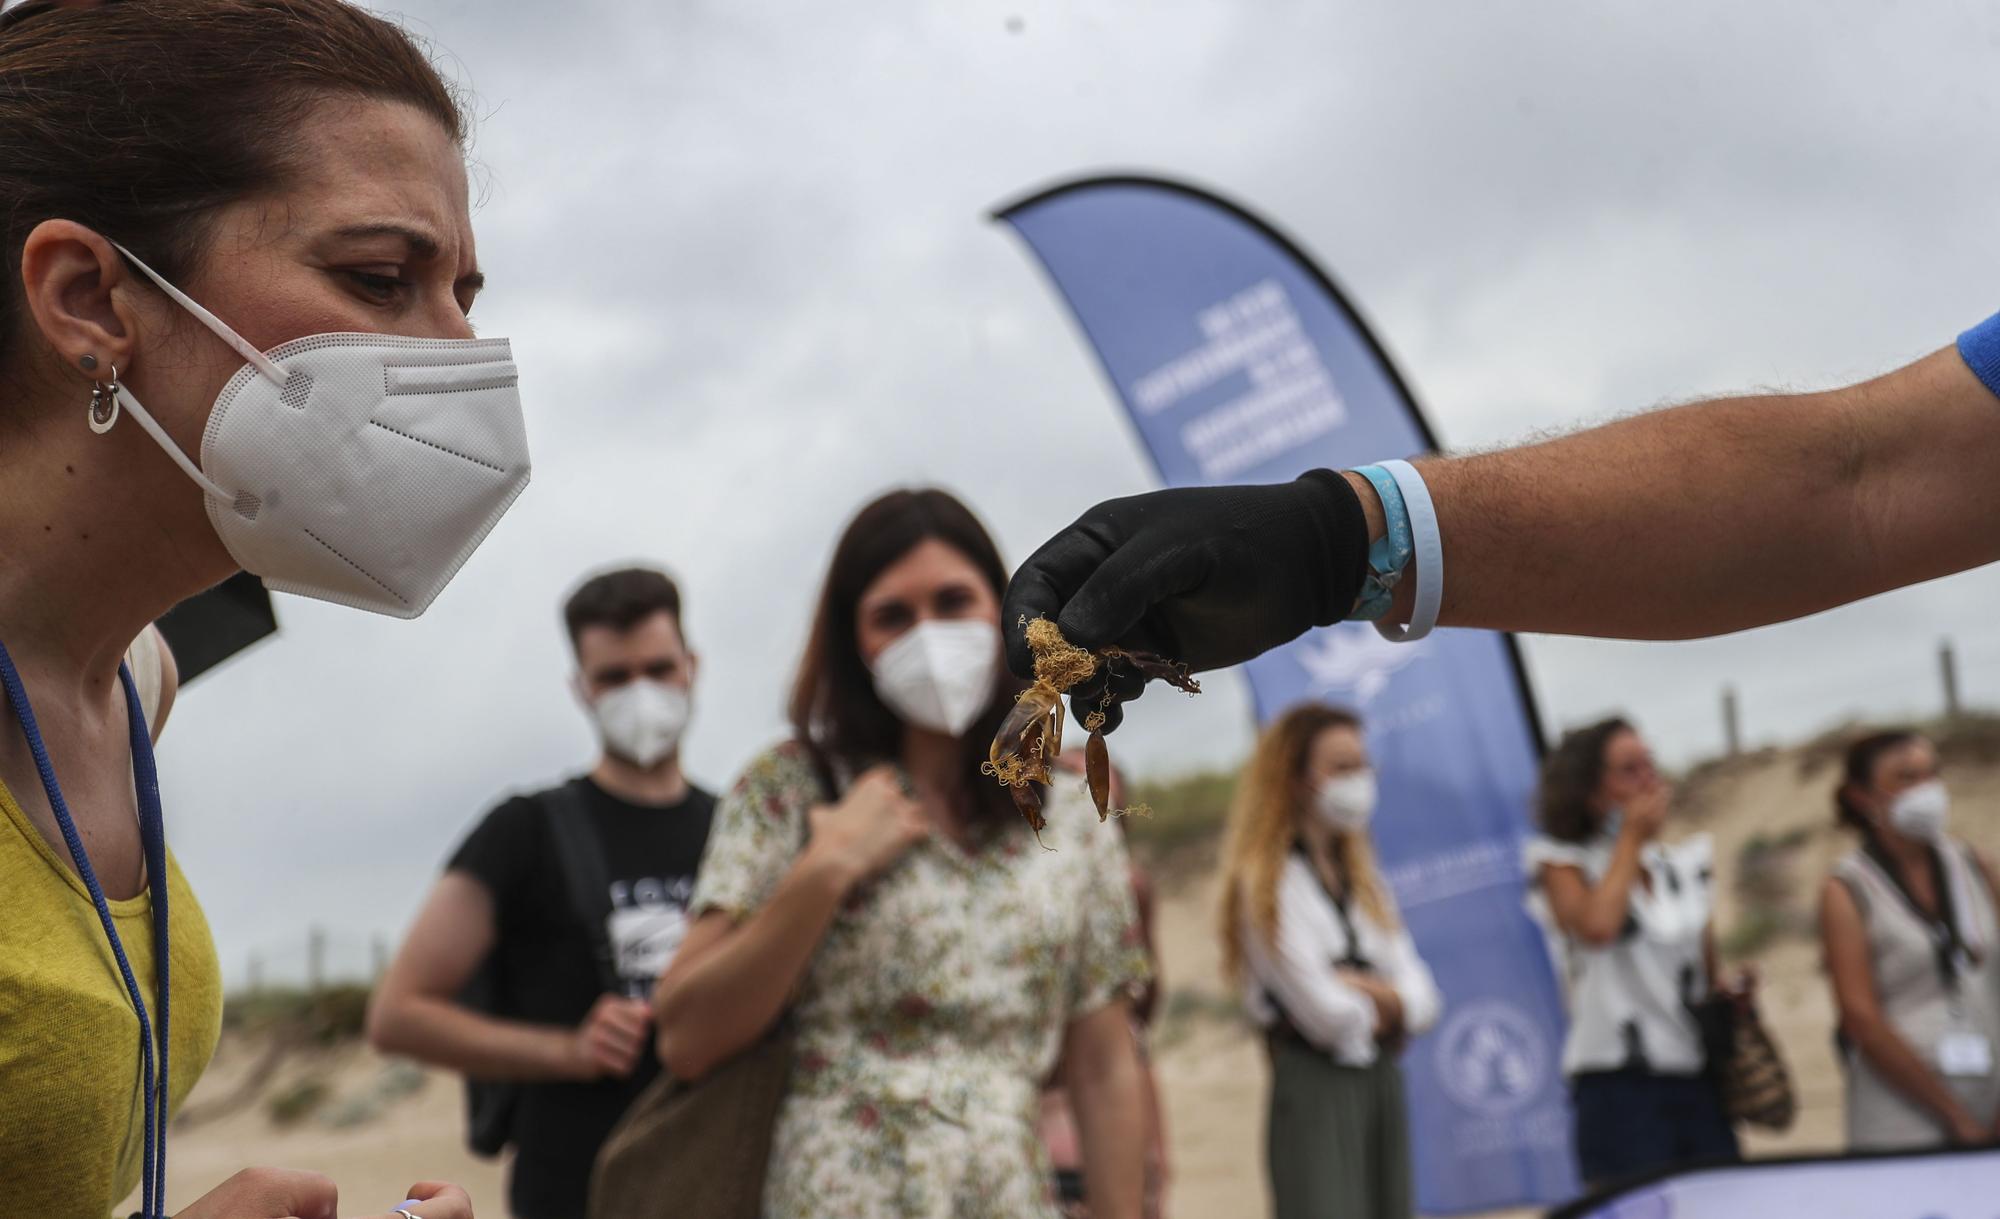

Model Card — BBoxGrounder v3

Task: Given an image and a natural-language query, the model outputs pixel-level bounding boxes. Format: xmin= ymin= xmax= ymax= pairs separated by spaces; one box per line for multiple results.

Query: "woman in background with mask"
xmin=1218 ymin=703 xmax=1439 ymax=1219
xmin=1525 ymin=718 xmax=1738 ymax=1185
xmin=1823 ymin=731 xmax=2000 ymax=1150
xmin=653 ymin=488 xmax=1148 ymax=1219
xmin=0 ymin=3 xmax=523 ymax=1216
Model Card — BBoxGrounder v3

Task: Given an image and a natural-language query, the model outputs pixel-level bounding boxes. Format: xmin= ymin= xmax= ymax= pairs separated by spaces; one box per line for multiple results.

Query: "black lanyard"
xmin=1298 ymin=843 xmax=1371 ymax=971
xmin=0 ymin=639 xmax=171 ymax=1218
xmin=1865 ymin=838 xmax=1969 ymax=993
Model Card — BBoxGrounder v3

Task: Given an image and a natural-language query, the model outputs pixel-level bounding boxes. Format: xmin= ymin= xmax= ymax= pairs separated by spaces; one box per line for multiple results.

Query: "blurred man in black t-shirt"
xmin=368 ymin=567 xmax=717 ymax=1219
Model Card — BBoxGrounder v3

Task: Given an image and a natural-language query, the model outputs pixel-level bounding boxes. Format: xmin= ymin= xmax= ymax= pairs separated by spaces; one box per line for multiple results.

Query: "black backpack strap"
xmin=540 ymin=778 xmax=622 ymax=995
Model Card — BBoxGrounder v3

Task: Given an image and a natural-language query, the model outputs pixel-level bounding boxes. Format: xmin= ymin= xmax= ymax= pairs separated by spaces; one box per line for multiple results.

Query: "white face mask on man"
xmin=868 ymin=619 xmax=1000 ymax=737
xmin=101 ymin=242 xmax=531 ymax=618
xmin=588 ymin=679 xmax=691 ymax=769
xmin=1312 ymin=770 xmax=1378 ymax=832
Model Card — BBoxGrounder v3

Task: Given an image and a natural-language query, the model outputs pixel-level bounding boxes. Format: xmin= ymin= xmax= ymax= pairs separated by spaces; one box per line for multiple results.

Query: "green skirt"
xmin=1265 ymin=1033 xmax=1413 ymax=1219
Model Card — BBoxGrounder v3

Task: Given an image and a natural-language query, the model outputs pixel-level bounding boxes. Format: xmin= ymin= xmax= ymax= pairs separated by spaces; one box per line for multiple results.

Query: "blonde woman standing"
xmin=1220 ymin=704 xmax=1440 ymax=1219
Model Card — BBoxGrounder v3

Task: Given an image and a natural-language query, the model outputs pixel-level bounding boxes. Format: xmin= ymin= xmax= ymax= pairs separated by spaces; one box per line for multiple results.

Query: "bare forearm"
xmin=1551 ymin=843 xmax=1644 ymax=945
xmin=1138 ymin=1049 xmax=1167 ymax=1171
xmin=369 ymin=993 xmax=580 ymax=1081
xmin=1583 ymin=845 xmax=1644 ymax=941
xmin=654 ymin=847 xmax=851 ymax=1079
xmin=1850 ymin=1017 xmax=1975 ymax=1130
xmin=1389 ymin=348 xmax=2000 ymax=638
xmin=1070 ymin=1040 xmax=1146 ymax=1219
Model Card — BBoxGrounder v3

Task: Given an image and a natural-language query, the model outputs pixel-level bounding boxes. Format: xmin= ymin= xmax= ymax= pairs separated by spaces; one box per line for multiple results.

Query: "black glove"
xmin=1002 ymin=471 xmax=1371 ymax=732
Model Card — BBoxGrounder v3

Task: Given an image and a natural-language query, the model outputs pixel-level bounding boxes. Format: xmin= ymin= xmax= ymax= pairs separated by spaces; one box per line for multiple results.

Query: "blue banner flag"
xmin=997 ymin=176 xmax=1579 ymax=1212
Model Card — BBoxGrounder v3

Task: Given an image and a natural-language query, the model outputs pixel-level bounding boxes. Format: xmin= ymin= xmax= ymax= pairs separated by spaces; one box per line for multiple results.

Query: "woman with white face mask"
xmin=1824 ymin=731 xmax=2000 ymax=1151
xmin=653 ymin=488 xmax=1149 ymax=1219
xmin=0 ymin=3 xmax=521 ymax=1217
xmin=1219 ymin=704 xmax=1440 ymax=1219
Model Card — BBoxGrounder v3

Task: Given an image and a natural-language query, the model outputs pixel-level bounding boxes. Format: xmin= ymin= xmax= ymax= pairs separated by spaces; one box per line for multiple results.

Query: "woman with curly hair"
xmin=1524 ymin=718 xmax=1738 ymax=1185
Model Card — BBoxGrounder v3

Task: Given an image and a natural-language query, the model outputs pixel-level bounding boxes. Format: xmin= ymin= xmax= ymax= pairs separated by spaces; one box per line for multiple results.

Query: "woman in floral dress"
xmin=655 ymin=488 xmax=1149 ymax=1219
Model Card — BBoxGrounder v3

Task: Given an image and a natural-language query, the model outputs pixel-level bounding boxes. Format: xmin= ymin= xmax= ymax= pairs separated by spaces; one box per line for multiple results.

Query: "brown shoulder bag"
xmin=588 ymin=748 xmax=835 ymax=1219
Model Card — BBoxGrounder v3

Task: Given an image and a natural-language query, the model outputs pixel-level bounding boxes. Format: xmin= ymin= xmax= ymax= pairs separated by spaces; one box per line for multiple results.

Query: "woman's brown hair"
xmin=787 ymin=488 xmax=1026 ymax=832
xmin=1219 ymin=703 xmax=1396 ymax=983
xmin=1835 ymin=730 xmax=1922 ymax=834
xmin=1537 ymin=716 xmax=1633 ymax=844
xmin=0 ymin=0 xmax=465 ymax=372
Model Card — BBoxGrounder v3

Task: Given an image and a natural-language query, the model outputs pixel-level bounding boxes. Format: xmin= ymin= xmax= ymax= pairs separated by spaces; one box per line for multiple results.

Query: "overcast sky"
xmin=158 ymin=0 xmax=2000 ymax=984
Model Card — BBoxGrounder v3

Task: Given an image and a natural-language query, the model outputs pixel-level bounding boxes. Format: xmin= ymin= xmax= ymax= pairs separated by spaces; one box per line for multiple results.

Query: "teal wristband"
xmin=1348 ymin=464 xmax=1412 ymax=621
xmin=1374 ymin=460 xmax=1443 ymax=642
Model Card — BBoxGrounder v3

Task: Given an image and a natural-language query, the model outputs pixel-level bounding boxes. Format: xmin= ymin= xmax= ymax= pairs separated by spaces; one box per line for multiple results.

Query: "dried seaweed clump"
xmin=983 ymin=617 xmax=1198 ymax=843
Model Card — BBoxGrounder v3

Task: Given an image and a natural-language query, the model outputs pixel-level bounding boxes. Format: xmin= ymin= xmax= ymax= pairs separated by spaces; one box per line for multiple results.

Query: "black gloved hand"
xmin=1002 ymin=471 xmax=1371 ymax=732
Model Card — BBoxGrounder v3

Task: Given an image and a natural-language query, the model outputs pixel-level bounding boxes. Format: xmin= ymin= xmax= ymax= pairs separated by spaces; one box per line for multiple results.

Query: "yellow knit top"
xmin=0 ymin=772 xmax=224 ymax=1216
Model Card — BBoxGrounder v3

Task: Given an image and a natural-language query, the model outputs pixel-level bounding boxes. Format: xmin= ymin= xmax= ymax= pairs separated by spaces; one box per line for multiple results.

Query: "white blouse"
xmin=1523 ymin=831 xmax=1715 ymax=1076
xmin=1241 ymin=853 xmax=1442 ymax=1066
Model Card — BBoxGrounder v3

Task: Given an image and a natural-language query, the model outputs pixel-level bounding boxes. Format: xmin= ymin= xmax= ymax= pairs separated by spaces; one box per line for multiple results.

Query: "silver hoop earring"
xmin=88 ymin=365 xmax=121 ymax=434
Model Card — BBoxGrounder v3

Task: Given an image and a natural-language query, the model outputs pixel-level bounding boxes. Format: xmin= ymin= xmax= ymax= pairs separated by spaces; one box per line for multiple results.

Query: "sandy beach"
xmin=140 ymin=732 xmax=2000 ymax=1217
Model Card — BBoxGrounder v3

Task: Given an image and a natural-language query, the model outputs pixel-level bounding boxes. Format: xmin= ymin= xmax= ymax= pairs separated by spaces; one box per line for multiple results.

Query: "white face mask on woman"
xmin=101 ymin=242 xmax=531 ymax=618
xmin=868 ymin=619 xmax=999 ymax=737
xmin=1889 ymin=778 xmax=1950 ymax=842
xmin=1313 ymin=770 xmax=1378 ymax=832
xmin=589 ymin=679 xmax=691 ymax=769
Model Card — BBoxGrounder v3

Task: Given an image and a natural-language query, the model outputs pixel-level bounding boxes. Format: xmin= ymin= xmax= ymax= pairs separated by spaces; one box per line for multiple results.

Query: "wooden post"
xmin=1941 ymin=640 xmax=1962 ymax=721
xmin=1722 ymin=686 xmax=1741 ymax=758
xmin=307 ymin=926 xmax=326 ymax=996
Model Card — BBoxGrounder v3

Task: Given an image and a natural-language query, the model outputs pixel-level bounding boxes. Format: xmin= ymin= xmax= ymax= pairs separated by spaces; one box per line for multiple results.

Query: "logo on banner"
xmin=1435 ymin=999 xmax=1548 ymax=1117
xmin=1296 ymin=623 xmax=1429 ymax=705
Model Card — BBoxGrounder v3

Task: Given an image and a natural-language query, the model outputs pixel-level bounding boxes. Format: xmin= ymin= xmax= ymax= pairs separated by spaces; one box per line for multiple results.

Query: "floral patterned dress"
xmin=690 ymin=741 xmax=1149 ymax=1219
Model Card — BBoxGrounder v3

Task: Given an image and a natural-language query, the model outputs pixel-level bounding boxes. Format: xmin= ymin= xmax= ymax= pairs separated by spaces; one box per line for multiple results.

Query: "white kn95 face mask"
xmin=103 ymin=241 xmax=531 ymax=618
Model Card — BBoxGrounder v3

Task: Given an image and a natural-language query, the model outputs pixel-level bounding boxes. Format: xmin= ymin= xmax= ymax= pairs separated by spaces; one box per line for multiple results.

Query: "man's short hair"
xmin=563 ymin=567 xmax=684 ymax=650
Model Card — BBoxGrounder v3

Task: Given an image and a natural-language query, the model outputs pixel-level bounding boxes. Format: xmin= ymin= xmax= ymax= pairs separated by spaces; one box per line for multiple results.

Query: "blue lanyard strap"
xmin=0 ymin=639 xmax=171 ymax=1219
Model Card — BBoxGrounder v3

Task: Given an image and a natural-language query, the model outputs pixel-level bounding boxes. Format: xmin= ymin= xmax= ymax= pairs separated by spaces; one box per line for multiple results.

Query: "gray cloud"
xmin=161 ymin=0 xmax=2000 ymax=983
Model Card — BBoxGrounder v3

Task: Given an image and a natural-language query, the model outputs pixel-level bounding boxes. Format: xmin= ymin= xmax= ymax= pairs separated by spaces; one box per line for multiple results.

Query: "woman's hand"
xmin=1721 ymin=963 xmax=1759 ymax=1010
xmin=1336 ymin=968 xmax=1405 ymax=1040
xmin=1949 ymin=1107 xmax=1992 ymax=1146
xmin=175 ymin=1171 xmax=475 ymax=1219
xmin=807 ymin=765 xmax=928 ymax=891
xmin=1622 ymin=781 xmax=1671 ymax=842
xmin=176 ymin=1169 xmax=339 ymax=1219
